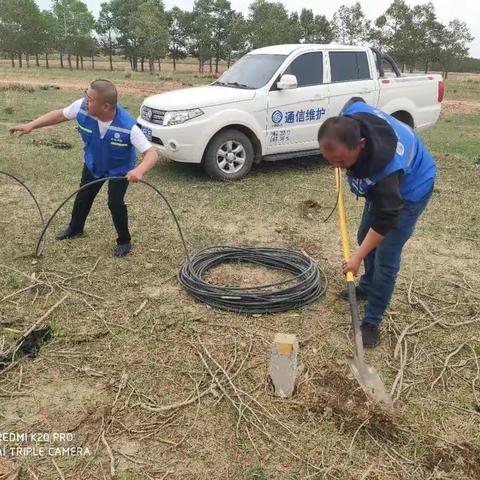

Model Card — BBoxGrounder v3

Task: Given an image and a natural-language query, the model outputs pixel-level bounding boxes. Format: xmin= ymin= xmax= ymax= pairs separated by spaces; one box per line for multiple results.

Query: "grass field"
xmin=0 ymin=67 xmax=479 ymax=480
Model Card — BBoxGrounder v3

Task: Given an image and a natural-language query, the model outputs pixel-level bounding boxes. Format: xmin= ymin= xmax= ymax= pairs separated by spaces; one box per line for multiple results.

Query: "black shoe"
xmin=56 ymin=226 xmax=83 ymax=240
xmin=361 ymin=323 xmax=380 ymax=348
xmin=339 ymin=285 xmax=368 ymax=301
xmin=114 ymin=242 xmax=131 ymax=257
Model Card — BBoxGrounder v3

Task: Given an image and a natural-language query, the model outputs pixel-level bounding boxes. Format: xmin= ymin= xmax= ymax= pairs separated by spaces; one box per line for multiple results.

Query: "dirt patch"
xmin=442 ymin=100 xmax=480 ymax=115
xmin=2 ymin=377 xmax=106 ymax=428
xmin=424 ymin=440 xmax=480 ymax=477
xmin=301 ymin=365 xmax=404 ymax=442
xmin=299 ymin=199 xmax=322 ymax=219
xmin=0 ymin=458 xmax=18 ymax=477
xmin=204 ymin=262 xmax=292 ymax=288
xmin=32 ymin=138 xmax=72 ymax=149
xmin=0 ymin=76 xmax=184 ymax=96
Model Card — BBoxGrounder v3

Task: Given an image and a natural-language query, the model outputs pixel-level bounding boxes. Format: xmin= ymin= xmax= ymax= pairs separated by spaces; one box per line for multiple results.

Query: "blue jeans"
xmin=357 ymin=187 xmax=433 ymax=326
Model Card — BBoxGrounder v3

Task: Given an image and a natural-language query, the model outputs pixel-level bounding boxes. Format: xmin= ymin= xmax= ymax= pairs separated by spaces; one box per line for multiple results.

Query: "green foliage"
xmin=299 ymin=8 xmax=335 ymax=44
xmin=333 ymin=2 xmax=371 ymax=45
xmin=247 ymin=0 xmax=298 ymax=49
xmin=0 ymin=0 xmax=476 ymax=74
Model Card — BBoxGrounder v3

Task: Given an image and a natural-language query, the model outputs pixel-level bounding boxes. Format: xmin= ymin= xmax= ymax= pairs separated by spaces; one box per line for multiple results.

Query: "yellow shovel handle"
xmin=335 ymin=168 xmax=355 ymax=283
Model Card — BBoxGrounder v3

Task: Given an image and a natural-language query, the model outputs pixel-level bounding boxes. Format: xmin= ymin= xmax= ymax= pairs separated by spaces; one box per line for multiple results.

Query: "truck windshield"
xmin=214 ymin=54 xmax=287 ymax=90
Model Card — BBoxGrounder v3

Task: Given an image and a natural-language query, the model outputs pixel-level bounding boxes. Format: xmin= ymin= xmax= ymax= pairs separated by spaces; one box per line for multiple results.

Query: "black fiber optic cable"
xmin=31 ymin=176 xmax=327 ymax=313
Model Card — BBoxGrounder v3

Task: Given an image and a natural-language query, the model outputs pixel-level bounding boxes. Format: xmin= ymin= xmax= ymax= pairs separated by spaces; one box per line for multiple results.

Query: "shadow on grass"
xmin=149 ymin=155 xmax=328 ymax=185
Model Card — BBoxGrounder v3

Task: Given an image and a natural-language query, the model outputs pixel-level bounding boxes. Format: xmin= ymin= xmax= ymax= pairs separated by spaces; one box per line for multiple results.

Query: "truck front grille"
xmin=141 ymin=106 xmax=166 ymax=125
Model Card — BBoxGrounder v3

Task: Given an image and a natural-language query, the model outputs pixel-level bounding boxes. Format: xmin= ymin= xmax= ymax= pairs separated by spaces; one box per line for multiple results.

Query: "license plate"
xmin=141 ymin=126 xmax=152 ymax=141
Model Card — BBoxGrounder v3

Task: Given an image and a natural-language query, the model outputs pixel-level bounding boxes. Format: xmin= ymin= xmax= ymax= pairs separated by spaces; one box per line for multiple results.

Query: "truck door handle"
xmin=312 ymin=94 xmax=325 ymax=100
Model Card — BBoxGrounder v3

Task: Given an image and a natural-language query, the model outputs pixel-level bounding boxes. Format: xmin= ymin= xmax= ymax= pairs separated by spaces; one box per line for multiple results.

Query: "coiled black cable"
xmin=178 ymin=245 xmax=327 ymax=313
xmin=31 ymin=176 xmax=327 ymax=313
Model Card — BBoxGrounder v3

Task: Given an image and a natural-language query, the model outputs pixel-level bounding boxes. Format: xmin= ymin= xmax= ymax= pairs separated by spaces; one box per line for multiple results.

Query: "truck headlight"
xmin=163 ymin=108 xmax=204 ymax=126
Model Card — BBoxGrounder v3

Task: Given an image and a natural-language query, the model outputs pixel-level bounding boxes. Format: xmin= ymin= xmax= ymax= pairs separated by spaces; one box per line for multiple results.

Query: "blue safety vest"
xmin=341 ymin=102 xmax=436 ymax=202
xmin=76 ymin=100 xmax=137 ymax=178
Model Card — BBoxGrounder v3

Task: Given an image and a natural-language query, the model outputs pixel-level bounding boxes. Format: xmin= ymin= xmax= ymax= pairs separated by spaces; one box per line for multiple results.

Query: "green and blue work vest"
xmin=341 ymin=102 xmax=436 ymax=202
xmin=76 ymin=100 xmax=137 ymax=178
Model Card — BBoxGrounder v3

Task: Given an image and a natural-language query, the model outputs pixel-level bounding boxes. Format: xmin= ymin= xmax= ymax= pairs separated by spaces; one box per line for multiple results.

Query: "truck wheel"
xmin=202 ymin=129 xmax=254 ymax=181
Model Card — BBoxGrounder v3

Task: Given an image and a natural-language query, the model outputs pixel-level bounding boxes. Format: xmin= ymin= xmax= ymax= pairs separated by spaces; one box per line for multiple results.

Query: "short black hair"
xmin=90 ymin=79 xmax=117 ymax=105
xmin=317 ymin=116 xmax=362 ymax=149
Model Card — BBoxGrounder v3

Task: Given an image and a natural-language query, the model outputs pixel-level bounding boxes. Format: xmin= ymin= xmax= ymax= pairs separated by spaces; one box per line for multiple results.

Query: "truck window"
xmin=284 ymin=52 xmax=323 ymax=87
xmin=215 ymin=54 xmax=287 ymax=89
xmin=382 ymin=59 xmax=396 ymax=77
xmin=330 ymin=51 xmax=372 ymax=82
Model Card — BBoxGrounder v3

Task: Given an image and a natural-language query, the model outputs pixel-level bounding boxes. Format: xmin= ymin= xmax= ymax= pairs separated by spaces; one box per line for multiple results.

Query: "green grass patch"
xmin=420 ymin=112 xmax=480 ymax=164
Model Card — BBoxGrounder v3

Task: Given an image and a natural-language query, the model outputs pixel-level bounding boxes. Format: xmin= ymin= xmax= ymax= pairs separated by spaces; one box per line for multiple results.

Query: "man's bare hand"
xmin=9 ymin=124 xmax=33 ymax=136
xmin=342 ymin=250 xmax=363 ymax=276
xmin=126 ymin=167 xmax=144 ymax=183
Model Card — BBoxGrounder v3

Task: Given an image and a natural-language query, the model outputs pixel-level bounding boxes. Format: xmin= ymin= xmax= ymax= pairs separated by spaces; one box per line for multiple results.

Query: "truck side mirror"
xmin=277 ymin=74 xmax=298 ymax=90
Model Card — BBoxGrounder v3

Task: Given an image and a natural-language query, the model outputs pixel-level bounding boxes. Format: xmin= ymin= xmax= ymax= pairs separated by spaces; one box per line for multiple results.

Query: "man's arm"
xmin=126 ymin=147 xmax=159 ymax=182
xmin=9 ymin=109 xmax=67 ymax=136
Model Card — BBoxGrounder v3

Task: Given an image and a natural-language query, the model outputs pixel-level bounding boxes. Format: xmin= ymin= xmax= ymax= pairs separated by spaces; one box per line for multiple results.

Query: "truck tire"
xmin=202 ymin=129 xmax=254 ymax=181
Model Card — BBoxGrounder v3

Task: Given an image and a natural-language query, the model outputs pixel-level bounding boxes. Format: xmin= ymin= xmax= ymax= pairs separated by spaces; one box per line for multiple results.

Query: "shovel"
xmin=334 ymin=168 xmax=393 ymax=409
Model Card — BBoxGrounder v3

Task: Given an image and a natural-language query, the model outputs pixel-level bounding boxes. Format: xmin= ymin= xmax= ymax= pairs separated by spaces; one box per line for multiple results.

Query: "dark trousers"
xmin=357 ymin=186 xmax=433 ymax=326
xmin=69 ymin=165 xmax=131 ymax=245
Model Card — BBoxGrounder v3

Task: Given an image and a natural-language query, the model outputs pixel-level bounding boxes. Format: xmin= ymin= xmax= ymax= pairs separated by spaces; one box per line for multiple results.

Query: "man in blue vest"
xmin=318 ymin=101 xmax=436 ymax=347
xmin=10 ymin=79 xmax=158 ymax=257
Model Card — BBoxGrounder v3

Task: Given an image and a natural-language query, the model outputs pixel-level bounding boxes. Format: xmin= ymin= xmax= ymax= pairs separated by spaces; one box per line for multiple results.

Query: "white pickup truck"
xmin=137 ymin=44 xmax=444 ymax=180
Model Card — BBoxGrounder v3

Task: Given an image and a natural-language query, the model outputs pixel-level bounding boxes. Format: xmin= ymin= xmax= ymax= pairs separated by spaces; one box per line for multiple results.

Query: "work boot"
xmin=114 ymin=242 xmax=131 ymax=257
xmin=360 ymin=322 xmax=380 ymax=348
xmin=56 ymin=226 xmax=83 ymax=241
xmin=339 ymin=285 xmax=368 ymax=302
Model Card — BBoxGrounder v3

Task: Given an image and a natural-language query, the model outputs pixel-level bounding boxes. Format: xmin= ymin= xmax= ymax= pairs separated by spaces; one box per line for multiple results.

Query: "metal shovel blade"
xmin=347 ymin=356 xmax=393 ymax=409
xmin=335 ymin=168 xmax=393 ymax=410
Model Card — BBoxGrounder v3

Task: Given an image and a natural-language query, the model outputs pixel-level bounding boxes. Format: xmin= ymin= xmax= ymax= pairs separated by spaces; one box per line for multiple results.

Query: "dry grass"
xmin=0 ymin=71 xmax=479 ymax=479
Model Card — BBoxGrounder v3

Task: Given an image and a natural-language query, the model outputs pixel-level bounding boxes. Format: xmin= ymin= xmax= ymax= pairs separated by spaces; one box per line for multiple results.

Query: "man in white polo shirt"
xmin=10 ymin=79 xmax=158 ymax=257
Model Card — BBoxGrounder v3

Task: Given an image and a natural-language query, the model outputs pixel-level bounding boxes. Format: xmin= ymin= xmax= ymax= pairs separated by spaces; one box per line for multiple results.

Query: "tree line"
xmin=0 ymin=0 xmax=475 ymax=77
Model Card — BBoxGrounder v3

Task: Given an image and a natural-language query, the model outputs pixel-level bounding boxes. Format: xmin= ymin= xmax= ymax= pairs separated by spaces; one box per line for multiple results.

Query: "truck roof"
xmin=249 ymin=44 xmax=369 ymax=55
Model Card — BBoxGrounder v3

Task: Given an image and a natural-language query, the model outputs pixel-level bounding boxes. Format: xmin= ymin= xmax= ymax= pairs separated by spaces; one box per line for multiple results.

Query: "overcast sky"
xmin=37 ymin=0 xmax=480 ymax=58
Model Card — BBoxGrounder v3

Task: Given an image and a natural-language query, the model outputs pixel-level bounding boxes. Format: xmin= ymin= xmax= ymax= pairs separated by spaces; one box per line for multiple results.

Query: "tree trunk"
xmin=60 ymin=52 xmax=64 ymax=68
xmin=35 ymin=53 xmax=39 ymax=67
xmin=141 ymin=56 xmax=144 ymax=72
xmin=26 ymin=54 xmax=30 ymax=68
xmin=215 ymin=55 xmax=219 ymax=74
xmin=158 ymin=58 xmax=161 ymax=71
xmin=198 ymin=58 xmax=202 ymax=73
xmin=10 ymin=53 xmax=15 ymax=68
xmin=424 ymin=61 xmax=429 ymax=74
xmin=444 ymin=70 xmax=448 ymax=80
xmin=173 ymin=54 xmax=176 ymax=71
xmin=91 ymin=54 xmax=94 ymax=69
xmin=67 ymin=53 xmax=72 ymax=70
xmin=109 ymin=48 xmax=113 ymax=71
xmin=76 ymin=55 xmax=79 ymax=69
xmin=149 ymin=58 xmax=154 ymax=74
xmin=227 ymin=51 xmax=231 ymax=68
xmin=18 ymin=53 xmax=23 ymax=68
xmin=46 ymin=53 xmax=49 ymax=69
xmin=209 ymin=57 xmax=212 ymax=73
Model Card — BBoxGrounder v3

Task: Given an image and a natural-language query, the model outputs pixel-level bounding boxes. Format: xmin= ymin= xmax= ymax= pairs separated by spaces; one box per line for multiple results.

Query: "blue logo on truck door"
xmin=272 ymin=107 xmax=327 ymax=127
xmin=271 ymin=110 xmax=283 ymax=124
